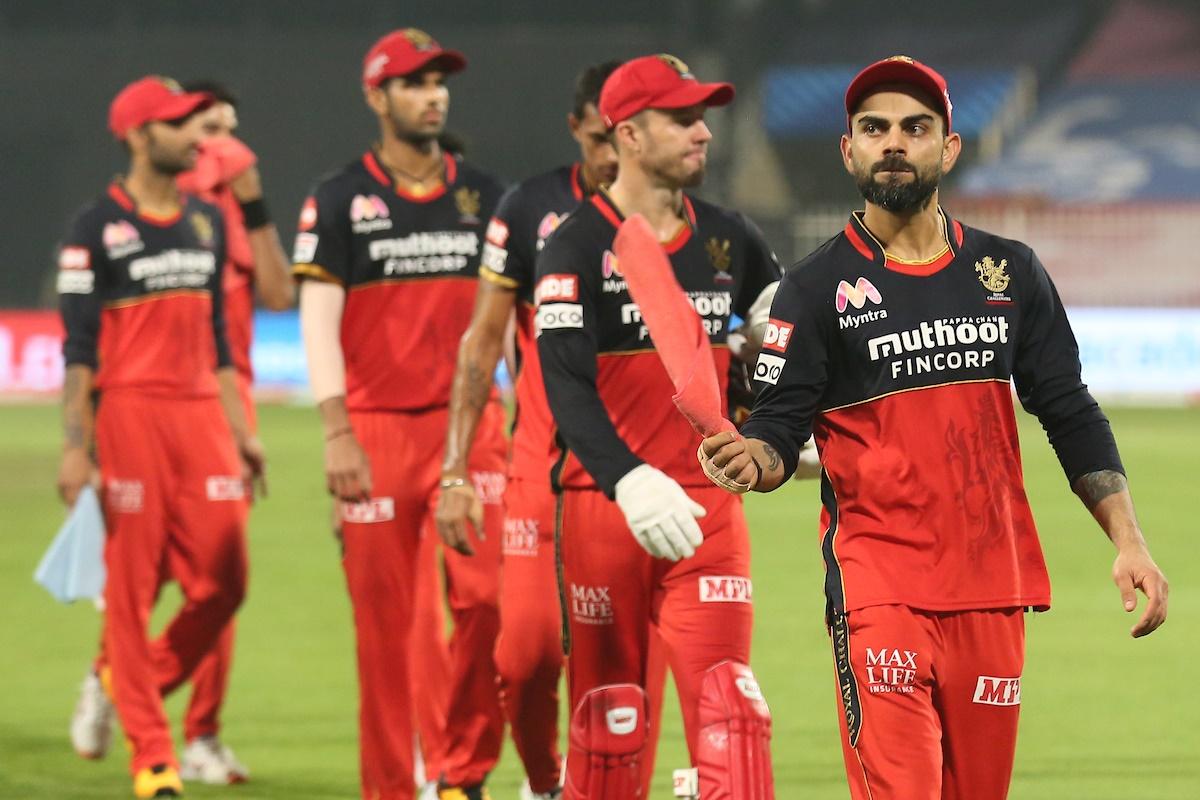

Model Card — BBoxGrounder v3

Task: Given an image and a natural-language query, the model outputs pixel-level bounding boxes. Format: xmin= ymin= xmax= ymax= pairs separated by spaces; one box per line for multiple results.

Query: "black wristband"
xmin=239 ymin=197 xmax=271 ymax=230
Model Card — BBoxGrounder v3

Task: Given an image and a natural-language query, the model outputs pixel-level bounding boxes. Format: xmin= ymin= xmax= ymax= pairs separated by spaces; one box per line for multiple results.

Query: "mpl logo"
xmin=570 ymin=583 xmax=614 ymax=625
xmin=102 ymin=220 xmax=144 ymax=258
xmin=699 ymin=576 xmax=753 ymax=603
xmin=973 ymin=676 xmax=1021 ymax=706
xmin=864 ymin=647 xmax=919 ymax=695
xmin=350 ymin=194 xmax=393 ymax=233
xmin=205 ymin=476 xmax=246 ymax=502
xmin=341 ymin=497 xmax=396 ymax=524
xmin=761 ymin=319 xmax=794 ymax=354
xmin=835 ymin=277 xmax=882 ymax=313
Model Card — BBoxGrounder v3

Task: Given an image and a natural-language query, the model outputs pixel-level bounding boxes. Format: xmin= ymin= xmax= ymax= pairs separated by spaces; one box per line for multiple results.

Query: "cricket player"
xmin=69 ymin=79 xmax=293 ymax=785
xmin=699 ymin=56 xmax=1169 ymax=799
xmin=56 ymin=75 xmax=262 ymax=799
xmin=535 ymin=55 xmax=781 ymax=799
xmin=294 ymin=29 xmax=506 ymax=800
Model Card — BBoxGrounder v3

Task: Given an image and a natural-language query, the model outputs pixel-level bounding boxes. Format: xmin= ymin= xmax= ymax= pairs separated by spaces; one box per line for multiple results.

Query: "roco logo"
xmin=835 ymin=277 xmax=882 ymax=313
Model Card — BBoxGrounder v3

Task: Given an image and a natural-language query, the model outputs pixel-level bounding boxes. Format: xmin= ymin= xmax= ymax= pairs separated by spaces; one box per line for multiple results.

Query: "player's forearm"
xmin=247 ymin=226 xmax=295 ymax=310
xmin=216 ymin=367 xmax=250 ymax=445
xmin=61 ymin=364 xmax=94 ymax=452
xmin=1073 ymin=470 xmax=1146 ymax=550
xmin=299 ymin=280 xmax=349 ymax=422
xmin=442 ymin=327 xmax=505 ymax=477
xmin=746 ymin=438 xmax=788 ymax=492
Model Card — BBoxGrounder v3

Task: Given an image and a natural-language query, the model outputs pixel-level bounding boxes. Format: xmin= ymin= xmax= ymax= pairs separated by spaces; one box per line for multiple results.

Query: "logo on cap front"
xmin=156 ymin=76 xmax=184 ymax=93
xmin=886 ymin=55 xmax=916 ymax=64
xmin=403 ymin=28 xmax=436 ymax=50
xmin=656 ymin=54 xmax=694 ymax=79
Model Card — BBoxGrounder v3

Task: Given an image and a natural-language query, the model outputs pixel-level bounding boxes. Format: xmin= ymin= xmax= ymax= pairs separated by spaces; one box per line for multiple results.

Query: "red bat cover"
xmin=613 ymin=214 xmax=736 ymax=438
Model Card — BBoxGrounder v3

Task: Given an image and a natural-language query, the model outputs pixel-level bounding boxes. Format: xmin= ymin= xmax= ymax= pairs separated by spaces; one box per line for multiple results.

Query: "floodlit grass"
xmin=1 ymin=404 xmax=1195 ymax=798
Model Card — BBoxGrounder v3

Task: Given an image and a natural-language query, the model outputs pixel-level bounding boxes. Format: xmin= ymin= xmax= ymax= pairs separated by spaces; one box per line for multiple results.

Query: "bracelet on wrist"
xmin=238 ymin=197 xmax=271 ymax=230
xmin=439 ymin=476 xmax=470 ymax=490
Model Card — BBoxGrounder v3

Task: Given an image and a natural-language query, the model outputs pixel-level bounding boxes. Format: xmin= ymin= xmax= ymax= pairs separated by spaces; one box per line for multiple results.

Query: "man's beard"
xmin=855 ymin=154 xmax=940 ymax=213
xmin=147 ymin=146 xmax=191 ymax=175
xmin=387 ymin=109 xmax=442 ymax=148
xmin=644 ymin=147 xmax=705 ymax=189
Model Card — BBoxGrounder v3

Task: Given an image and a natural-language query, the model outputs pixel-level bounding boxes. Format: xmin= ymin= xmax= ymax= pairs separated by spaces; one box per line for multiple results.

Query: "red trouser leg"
xmin=639 ymin=626 xmax=668 ymax=794
xmin=182 ymin=372 xmax=254 ymax=741
xmin=99 ymin=395 xmax=247 ymax=775
xmin=410 ymin=525 xmax=452 ymax=783
xmin=436 ymin=402 xmax=506 ymax=788
xmin=495 ymin=477 xmax=563 ymax=793
xmin=829 ymin=605 xmax=1024 ymax=800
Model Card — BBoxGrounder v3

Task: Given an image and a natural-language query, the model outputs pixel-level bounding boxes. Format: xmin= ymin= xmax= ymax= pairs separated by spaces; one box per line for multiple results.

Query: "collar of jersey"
xmin=107 ymin=182 xmax=187 ymax=227
xmin=362 ymin=150 xmax=458 ymax=203
xmin=570 ymin=163 xmax=586 ymax=201
xmin=844 ymin=206 xmax=965 ymax=277
xmin=590 ymin=187 xmax=697 ymax=255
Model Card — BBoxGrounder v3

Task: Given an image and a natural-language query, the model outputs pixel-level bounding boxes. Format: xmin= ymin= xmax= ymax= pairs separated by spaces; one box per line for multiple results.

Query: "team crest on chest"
xmin=976 ymin=256 xmax=1012 ymax=304
xmin=189 ymin=212 xmax=214 ymax=247
xmin=706 ymin=237 xmax=733 ymax=284
xmin=455 ymin=187 xmax=481 ymax=222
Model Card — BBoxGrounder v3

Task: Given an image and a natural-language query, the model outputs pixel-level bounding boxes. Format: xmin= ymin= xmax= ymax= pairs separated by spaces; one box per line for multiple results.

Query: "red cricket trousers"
xmin=342 ymin=403 xmax=506 ymax=800
xmin=561 ymin=485 xmax=754 ymax=761
xmin=95 ymin=391 xmax=248 ymax=774
xmin=831 ymin=604 xmax=1025 ymax=799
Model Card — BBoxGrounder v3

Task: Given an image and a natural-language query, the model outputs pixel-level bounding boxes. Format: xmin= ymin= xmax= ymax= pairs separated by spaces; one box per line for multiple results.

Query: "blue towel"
xmin=34 ymin=486 xmax=107 ymax=603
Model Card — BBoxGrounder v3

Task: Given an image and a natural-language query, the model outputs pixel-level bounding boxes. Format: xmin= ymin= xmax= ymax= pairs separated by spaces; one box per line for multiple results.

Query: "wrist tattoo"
xmin=1072 ymin=469 xmax=1128 ymax=510
xmin=762 ymin=443 xmax=781 ymax=472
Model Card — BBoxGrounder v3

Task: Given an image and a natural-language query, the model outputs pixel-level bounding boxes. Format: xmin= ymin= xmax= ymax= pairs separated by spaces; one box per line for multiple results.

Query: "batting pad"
xmin=613 ymin=214 xmax=736 ymax=438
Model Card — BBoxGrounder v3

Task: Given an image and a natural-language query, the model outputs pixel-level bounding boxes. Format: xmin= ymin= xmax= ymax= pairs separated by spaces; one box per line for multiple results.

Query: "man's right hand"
xmin=435 ymin=478 xmax=484 ymax=556
xmin=614 ymin=464 xmax=706 ymax=561
xmin=57 ymin=447 xmax=97 ymax=507
xmin=325 ymin=430 xmax=372 ymax=502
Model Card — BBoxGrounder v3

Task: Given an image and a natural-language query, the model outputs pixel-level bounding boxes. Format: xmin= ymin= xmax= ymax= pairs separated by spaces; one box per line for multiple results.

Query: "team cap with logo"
xmin=108 ymin=76 xmax=214 ymax=141
xmin=598 ymin=54 xmax=735 ymax=128
xmin=362 ymin=28 xmax=467 ymax=88
xmin=844 ymin=55 xmax=953 ymax=133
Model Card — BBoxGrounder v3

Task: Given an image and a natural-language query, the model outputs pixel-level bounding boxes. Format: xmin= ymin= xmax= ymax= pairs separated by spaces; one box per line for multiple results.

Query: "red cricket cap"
xmin=845 ymin=55 xmax=953 ymax=133
xmin=362 ymin=28 xmax=467 ymax=88
xmin=108 ymin=76 xmax=214 ymax=141
xmin=599 ymin=54 xmax=735 ymax=128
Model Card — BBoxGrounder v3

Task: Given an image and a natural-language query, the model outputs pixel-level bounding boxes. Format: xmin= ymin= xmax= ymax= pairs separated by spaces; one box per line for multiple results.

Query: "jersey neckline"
xmin=362 ymin=150 xmax=458 ymax=203
xmin=107 ymin=182 xmax=187 ymax=227
xmin=589 ymin=188 xmax=697 ymax=255
xmin=844 ymin=207 xmax=965 ymax=277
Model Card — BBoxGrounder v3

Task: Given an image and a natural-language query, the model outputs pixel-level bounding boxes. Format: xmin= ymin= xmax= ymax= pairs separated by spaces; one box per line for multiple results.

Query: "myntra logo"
xmin=350 ymin=194 xmax=389 ymax=222
xmin=835 ymin=277 xmax=882 ymax=313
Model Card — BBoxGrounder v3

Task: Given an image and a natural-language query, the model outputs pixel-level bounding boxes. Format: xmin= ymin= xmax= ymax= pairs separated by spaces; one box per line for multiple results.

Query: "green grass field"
xmin=0 ymin=404 xmax=1195 ymax=799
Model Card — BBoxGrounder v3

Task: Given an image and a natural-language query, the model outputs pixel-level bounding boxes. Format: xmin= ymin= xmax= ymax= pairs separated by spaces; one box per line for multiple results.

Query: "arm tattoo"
xmin=762 ymin=443 xmax=781 ymax=472
xmin=1072 ymin=469 xmax=1128 ymax=511
xmin=62 ymin=369 xmax=87 ymax=449
xmin=463 ymin=362 xmax=491 ymax=411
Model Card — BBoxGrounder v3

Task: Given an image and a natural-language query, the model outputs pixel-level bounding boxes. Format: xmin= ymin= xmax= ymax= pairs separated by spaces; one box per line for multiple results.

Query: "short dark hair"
xmin=182 ymin=79 xmax=238 ymax=109
xmin=572 ymin=60 xmax=621 ymax=119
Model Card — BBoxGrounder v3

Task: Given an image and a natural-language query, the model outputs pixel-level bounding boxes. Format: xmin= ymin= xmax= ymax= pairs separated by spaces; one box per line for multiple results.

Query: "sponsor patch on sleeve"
xmin=59 ymin=246 xmax=91 ymax=271
xmin=753 ymin=353 xmax=786 ymax=385
xmin=762 ymin=319 xmax=794 ymax=353
xmin=298 ymin=197 xmax=318 ymax=231
xmin=57 ymin=271 xmax=95 ymax=294
xmin=535 ymin=273 xmax=579 ymax=304
xmin=293 ymin=232 xmax=319 ymax=263
xmin=485 ymin=217 xmax=509 ymax=247
xmin=535 ymin=302 xmax=584 ymax=334
xmin=481 ymin=242 xmax=508 ymax=273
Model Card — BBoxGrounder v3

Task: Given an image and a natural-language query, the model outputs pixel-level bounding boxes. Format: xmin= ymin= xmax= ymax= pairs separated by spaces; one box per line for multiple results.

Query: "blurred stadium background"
xmin=0 ymin=0 xmax=1196 ymax=797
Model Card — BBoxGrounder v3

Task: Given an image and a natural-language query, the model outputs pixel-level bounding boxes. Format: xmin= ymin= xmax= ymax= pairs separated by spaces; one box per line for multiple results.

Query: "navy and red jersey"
xmin=536 ymin=189 xmax=783 ymax=496
xmin=478 ymin=163 xmax=590 ymax=486
xmin=292 ymin=151 xmax=504 ymax=412
xmin=58 ymin=183 xmax=231 ymax=398
xmin=740 ymin=207 xmax=1124 ymax=615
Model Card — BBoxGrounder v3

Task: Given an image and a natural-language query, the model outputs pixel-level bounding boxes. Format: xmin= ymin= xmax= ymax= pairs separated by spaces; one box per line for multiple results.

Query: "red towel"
xmin=613 ymin=214 xmax=736 ymax=438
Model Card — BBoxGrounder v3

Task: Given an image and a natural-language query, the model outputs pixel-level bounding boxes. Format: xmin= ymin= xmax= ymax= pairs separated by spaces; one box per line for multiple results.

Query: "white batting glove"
xmin=614 ymin=464 xmax=706 ymax=561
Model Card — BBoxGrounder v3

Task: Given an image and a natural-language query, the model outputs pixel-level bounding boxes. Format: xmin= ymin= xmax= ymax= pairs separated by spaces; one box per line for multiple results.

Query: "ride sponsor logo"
xmin=535 ymin=274 xmax=579 ymax=303
xmin=867 ymin=316 xmax=1010 ymax=380
xmin=341 ymin=497 xmax=396 ymax=524
xmin=57 ymin=247 xmax=95 ymax=294
xmin=369 ymin=231 xmax=479 ymax=276
xmin=485 ymin=218 xmax=509 ymax=247
xmin=205 ymin=476 xmax=246 ymax=502
xmin=753 ymin=352 xmax=786 ymax=386
xmin=128 ymin=250 xmax=217 ymax=291
xmin=973 ymin=675 xmax=1021 ymax=706
xmin=107 ymin=478 xmax=145 ymax=514
xmin=864 ymin=647 xmax=919 ymax=695
xmin=350 ymin=194 xmax=393 ymax=233
xmin=761 ymin=319 xmax=794 ymax=353
xmin=293 ymin=232 xmax=319 ymax=264
xmin=622 ymin=291 xmax=732 ymax=340
xmin=536 ymin=212 xmax=563 ymax=251
xmin=103 ymin=220 xmax=144 ymax=259
xmin=699 ymin=575 xmax=753 ymax=603
xmin=570 ymin=583 xmax=614 ymax=625
xmin=502 ymin=517 xmax=539 ymax=557
xmin=470 ymin=470 xmax=506 ymax=505
xmin=298 ymin=196 xmax=318 ymax=231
